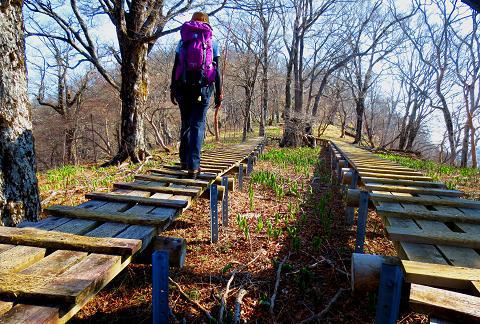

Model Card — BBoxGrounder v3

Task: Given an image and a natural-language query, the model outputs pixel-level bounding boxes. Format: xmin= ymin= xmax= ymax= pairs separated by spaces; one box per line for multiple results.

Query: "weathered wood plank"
xmin=45 ymin=205 xmax=173 ymax=227
xmin=364 ymin=184 xmax=462 ymax=197
xmin=0 ymin=273 xmax=94 ymax=305
xmin=358 ymin=171 xmax=432 ymax=181
xmin=114 ymin=182 xmax=200 ymax=196
xmin=0 ymin=246 xmax=46 ymax=273
xmin=376 ymin=204 xmax=480 ymax=224
xmin=149 ymin=169 xmax=218 ymax=180
xmin=402 ymin=260 xmax=480 ymax=290
xmin=85 ymin=192 xmax=189 ymax=208
xmin=0 ymin=301 xmax=13 ymax=317
xmin=135 ymin=174 xmax=210 ymax=187
xmin=361 ymin=177 xmax=444 ymax=188
xmin=0 ymin=304 xmax=59 ymax=323
xmin=369 ymin=192 xmax=480 ymax=209
xmin=20 ymin=250 xmax=87 ymax=277
xmin=409 ymin=284 xmax=480 ymax=320
xmin=0 ymin=226 xmax=141 ymax=256
xmin=386 ymin=226 xmax=480 ymax=250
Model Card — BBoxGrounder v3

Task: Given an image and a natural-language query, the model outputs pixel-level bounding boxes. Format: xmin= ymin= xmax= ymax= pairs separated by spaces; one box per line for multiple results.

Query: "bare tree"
xmin=25 ymin=0 xmax=226 ymax=165
xmin=451 ymin=9 xmax=480 ymax=167
xmin=0 ymin=0 xmax=40 ymax=225
xmin=401 ymin=0 xmax=459 ymax=164
xmin=31 ymin=40 xmax=91 ymax=165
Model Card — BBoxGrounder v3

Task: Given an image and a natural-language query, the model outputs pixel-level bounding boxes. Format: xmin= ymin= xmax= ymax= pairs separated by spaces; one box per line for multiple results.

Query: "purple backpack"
xmin=175 ymin=21 xmax=216 ymax=86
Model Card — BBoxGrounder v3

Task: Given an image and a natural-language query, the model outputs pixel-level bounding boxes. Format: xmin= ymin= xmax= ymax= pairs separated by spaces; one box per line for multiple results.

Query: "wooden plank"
xmin=85 ymin=222 xmax=129 ymax=238
xmin=357 ymin=167 xmax=424 ymax=176
xmin=358 ymin=171 xmax=432 ymax=181
xmin=163 ymin=164 xmax=224 ymax=172
xmin=57 ymin=253 xmax=128 ymax=322
xmin=135 ymin=174 xmax=210 ymax=187
xmin=376 ymin=204 xmax=480 ymax=224
xmin=0 ymin=301 xmax=13 ymax=317
xmin=0 ymin=246 xmax=46 ymax=273
xmin=369 ymin=193 xmax=480 ymax=209
xmin=364 ymin=184 xmax=463 ymax=197
xmin=0 ymin=273 xmax=95 ymax=305
xmin=402 ymin=260 xmax=480 ymax=290
xmin=409 ymin=284 xmax=480 ymax=320
xmin=85 ymin=192 xmax=189 ymax=208
xmin=18 ymin=217 xmax=72 ymax=231
xmin=45 ymin=205 xmax=173 ymax=227
xmin=0 ymin=304 xmax=59 ymax=323
xmin=0 ymin=226 xmax=141 ymax=256
xmin=149 ymin=169 xmax=218 ymax=180
xmin=361 ymin=177 xmax=443 ymax=187
xmin=114 ymin=182 xmax=200 ymax=196
xmin=386 ymin=226 xmax=480 ymax=250
xmin=20 ymin=250 xmax=87 ymax=276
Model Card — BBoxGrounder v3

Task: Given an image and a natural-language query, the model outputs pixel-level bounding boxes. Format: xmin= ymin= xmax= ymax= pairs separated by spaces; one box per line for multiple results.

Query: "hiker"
xmin=170 ymin=12 xmax=223 ymax=179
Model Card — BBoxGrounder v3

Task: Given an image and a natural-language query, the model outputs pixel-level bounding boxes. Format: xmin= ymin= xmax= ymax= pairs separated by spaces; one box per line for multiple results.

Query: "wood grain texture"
xmin=410 ymin=284 xmax=480 ymax=320
xmin=402 ymin=260 xmax=480 ymax=290
xmin=45 ymin=205 xmax=173 ymax=227
xmin=0 ymin=226 xmax=141 ymax=256
xmin=114 ymin=182 xmax=200 ymax=196
xmin=85 ymin=192 xmax=189 ymax=208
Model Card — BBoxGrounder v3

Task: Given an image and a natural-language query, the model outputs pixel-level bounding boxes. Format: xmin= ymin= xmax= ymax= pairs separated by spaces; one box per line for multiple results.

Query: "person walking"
xmin=170 ymin=12 xmax=223 ymax=179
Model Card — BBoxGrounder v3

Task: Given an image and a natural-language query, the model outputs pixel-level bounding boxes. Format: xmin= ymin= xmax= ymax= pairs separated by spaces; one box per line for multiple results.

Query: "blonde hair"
xmin=191 ymin=12 xmax=209 ymax=23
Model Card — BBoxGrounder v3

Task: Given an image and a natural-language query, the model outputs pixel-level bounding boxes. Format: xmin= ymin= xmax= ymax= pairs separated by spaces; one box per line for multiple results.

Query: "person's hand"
xmin=170 ymin=87 xmax=177 ymax=105
xmin=214 ymin=93 xmax=223 ymax=109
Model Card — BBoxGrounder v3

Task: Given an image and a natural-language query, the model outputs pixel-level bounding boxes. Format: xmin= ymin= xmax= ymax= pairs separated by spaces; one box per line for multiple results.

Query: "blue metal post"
xmin=210 ymin=184 xmax=219 ymax=243
xmin=152 ymin=250 xmax=169 ymax=324
xmin=247 ymin=156 xmax=253 ymax=175
xmin=238 ymin=163 xmax=244 ymax=191
xmin=345 ymin=170 xmax=358 ymax=225
xmin=354 ymin=190 xmax=369 ymax=253
xmin=221 ymin=176 xmax=229 ymax=227
xmin=375 ymin=264 xmax=403 ymax=324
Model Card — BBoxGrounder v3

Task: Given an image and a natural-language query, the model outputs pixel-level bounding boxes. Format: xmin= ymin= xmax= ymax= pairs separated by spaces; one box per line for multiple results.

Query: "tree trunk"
xmin=64 ymin=125 xmax=77 ymax=165
xmin=353 ymin=97 xmax=365 ymax=144
xmin=469 ymin=117 xmax=477 ymax=168
xmin=0 ymin=0 xmax=41 ymax=225
xmin=103 ymin=43 xmax=148 ymax=166
xmin=259 ymin=23 xmax=269 ymax=137
xmin=460 ymin=122 xmax=469 ymax=168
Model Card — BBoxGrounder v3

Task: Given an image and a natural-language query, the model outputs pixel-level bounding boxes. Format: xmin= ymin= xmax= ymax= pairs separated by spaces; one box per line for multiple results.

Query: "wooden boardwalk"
xmin=0 ymin=137 xmax=265 ymax=323
xmin=326 ymin=138 xmax=480 ymax=321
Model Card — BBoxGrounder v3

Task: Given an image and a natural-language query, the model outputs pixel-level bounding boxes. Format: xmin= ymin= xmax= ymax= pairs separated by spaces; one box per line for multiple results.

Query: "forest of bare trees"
xmin=6 ymin=0 xmax=480 ymax=173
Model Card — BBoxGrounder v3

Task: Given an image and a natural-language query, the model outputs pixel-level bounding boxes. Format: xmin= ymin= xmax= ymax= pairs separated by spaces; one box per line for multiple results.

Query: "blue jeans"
xmin=176 ymin=85 xmax=213 ymax=170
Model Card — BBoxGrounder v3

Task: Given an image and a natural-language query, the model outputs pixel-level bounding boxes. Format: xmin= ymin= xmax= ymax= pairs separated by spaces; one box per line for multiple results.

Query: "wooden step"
xmin=45 ymin=205 xmax=174 ymax=227
xmin=364 ymin=184 xmax=463 ymax=197
xmin=358 ymin=171 xmax=432 ymax=181
xmin=376 ymin=204 xmax=480 ymax=224
xmin=402 ymin=260 xmax=480 ymax=290
xmin=368 ymin=192 xmax=480 ymax=209
xmin=409 ymin=284 xmax=480 ymax=320
xmin=85 ymin=193 xmax=189 ymax=208
xmin=113 ymin=182 xmax=200 ymax=196
xmin=386 ymin=226 xmax=480 ymax=250
xmin=0 ymin=227 xmax=141 ymax=256
xmin=135 ymin=175 xmax=210 ymax=187
xmin=361 ymin=177 xmax=444 ymax=188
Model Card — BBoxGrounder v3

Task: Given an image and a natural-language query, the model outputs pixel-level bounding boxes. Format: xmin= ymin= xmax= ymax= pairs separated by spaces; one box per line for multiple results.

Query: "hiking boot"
xmin=188 ymin=169 xmax=200 ymax=179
